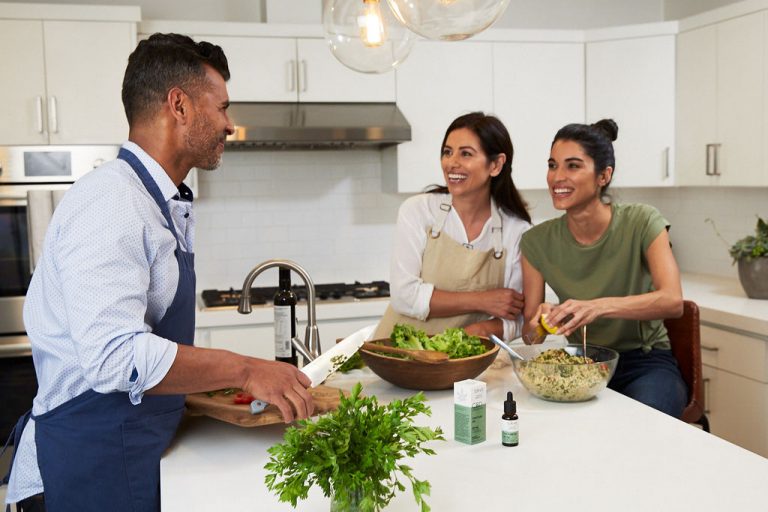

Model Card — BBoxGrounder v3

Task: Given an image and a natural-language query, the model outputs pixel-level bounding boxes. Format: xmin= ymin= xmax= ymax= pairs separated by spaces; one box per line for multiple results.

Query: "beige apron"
xmin=374 ymin=198 xmax=506 ymax=339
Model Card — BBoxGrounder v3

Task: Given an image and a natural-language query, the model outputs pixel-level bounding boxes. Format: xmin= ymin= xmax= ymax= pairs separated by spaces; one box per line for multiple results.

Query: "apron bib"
xmin=374 ymin=198 xmax=505 ymax=339
xmin=31 ymin=148 xmax=196 ymax=512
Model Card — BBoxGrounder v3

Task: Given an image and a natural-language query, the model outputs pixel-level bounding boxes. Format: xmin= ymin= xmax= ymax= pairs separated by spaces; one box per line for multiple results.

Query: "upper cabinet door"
xmin=586 ymin=35 xmax=676 ymax=188
xmin=296 ymin=39 xmax=395 ymax=102
xmin=717 ymin=13 xmax=764 ymax=186
xmin=0 ymin=20 xmax=48 ymax=145
xmin=44 ymin=21 xmax=134 ymax=145
xmin=676 ymin=25 xmax=717 ymax=186
xmin=493 ymin=42 xmax=585 ymax=190
xmin=385 ymin=41 xmax=494 ymax=193
xmin=676 ymin=12 xmax=765 ymax=186
xmin=198 ymin=36 xmax=298 ymax=102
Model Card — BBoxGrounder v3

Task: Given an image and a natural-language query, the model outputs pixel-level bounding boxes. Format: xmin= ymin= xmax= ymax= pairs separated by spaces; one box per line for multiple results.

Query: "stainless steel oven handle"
xmin=0 ymin=342 xmax=33 ymax=357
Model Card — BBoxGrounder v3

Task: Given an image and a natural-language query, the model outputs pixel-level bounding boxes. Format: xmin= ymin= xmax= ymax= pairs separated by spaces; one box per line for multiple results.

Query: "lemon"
xmin=539 ymin=314 xmax=559 ymax=334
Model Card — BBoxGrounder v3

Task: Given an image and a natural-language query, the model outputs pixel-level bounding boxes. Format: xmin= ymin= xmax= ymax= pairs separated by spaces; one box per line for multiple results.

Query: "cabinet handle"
xmin=49 ymin=96 xmax=58 ymax=134
xmin=703 ymin=377 xmax=711 ymax=414
xmin=705 ymin=143 xmax=721 ymax=176
xmin=663 ymin=146 xmax=670 ymax=179
xmin=35 ymin=96 xmax=44 ymax=134
xmin=300 ymin=60 xmax=308 ymax=92
xmin=287 ymin=60 xmax=296 ymax=92
xmin=701 ymin=345 xmax=719 ymax=352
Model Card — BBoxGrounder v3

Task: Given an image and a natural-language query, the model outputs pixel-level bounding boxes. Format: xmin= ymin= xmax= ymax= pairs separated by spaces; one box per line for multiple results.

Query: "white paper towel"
xmin=26 ymin=190 xmax=55 ymax=272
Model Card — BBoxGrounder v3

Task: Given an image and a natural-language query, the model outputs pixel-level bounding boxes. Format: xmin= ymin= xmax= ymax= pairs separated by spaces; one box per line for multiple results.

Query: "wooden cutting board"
xmin=185 ymin=385 xmax=346 ymax=427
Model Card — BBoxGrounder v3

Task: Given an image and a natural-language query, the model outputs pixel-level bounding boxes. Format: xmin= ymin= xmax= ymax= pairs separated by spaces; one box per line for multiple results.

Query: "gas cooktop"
xmin=200 ymin=281 xmax=390 ymax=309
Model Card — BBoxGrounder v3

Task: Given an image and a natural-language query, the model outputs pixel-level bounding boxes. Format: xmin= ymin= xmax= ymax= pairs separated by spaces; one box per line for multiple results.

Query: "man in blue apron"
xmin=3 ymin=34 xmax=314 ymax=512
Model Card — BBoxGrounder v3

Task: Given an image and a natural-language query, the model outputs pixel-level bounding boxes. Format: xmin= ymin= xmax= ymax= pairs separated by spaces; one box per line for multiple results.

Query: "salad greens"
xmin=390 ymin=324 xmax=487 ymax=359
xmin=264 ymin=383 xmax=444 ymax=511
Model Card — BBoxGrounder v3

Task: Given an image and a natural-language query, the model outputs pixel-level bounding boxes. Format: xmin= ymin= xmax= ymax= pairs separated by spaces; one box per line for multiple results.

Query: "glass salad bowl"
xmin=511 ymin=344 xmax=619 ymax=402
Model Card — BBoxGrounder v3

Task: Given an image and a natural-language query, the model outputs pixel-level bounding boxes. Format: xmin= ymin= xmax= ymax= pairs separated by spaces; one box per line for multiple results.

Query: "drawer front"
xmin=700 ymin=325 xmax=768 ymax=382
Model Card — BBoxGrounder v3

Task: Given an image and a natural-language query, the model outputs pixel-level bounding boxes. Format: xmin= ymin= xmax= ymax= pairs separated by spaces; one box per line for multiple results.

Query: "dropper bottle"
xmin=501 ymin=391 xmax=519 ymax=447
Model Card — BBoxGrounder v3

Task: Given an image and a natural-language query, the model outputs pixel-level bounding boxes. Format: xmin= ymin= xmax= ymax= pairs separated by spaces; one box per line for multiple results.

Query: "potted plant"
xmin=708 ymin=216 xmax=768 ymax=299
xmin=264 ymin=383 xmax=445 ymax=511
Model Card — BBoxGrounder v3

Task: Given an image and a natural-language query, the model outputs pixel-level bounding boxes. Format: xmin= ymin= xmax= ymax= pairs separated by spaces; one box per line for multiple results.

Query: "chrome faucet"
xmin=237 ymin=259 xmax=320 ymax=363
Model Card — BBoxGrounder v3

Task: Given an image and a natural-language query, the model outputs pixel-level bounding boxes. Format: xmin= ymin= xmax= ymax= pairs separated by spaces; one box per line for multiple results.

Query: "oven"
xmin=0 ymin=145 xmax=119 ymax=440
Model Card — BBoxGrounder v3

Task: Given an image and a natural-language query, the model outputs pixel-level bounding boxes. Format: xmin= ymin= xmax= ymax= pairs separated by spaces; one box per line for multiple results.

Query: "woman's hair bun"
xmin=591 ymin=119 xmax=618 ymax=142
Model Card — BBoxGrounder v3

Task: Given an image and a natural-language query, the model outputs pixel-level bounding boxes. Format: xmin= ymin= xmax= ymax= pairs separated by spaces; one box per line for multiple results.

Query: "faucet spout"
xmin=238 ymin=259 xmax=321 ymax=362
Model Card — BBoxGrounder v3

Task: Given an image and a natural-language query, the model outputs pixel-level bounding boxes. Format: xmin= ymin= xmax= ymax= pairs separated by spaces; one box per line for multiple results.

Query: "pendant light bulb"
xmin=323 ymin=0 xmax=416 ymax=74
xmin=359 ymin=0 xmax=386 ymax=47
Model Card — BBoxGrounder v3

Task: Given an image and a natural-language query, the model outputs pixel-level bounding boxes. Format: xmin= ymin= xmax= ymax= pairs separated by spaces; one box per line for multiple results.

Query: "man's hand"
xmin=240 ymin=359 xmax=314 ymax=423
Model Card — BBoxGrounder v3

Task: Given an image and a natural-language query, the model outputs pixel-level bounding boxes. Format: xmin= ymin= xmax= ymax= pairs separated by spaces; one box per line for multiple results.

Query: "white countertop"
xmin=161 ymin=359 xmax=768 ymax=511
xmin=680 ymin=273 xmax=768 ymax=335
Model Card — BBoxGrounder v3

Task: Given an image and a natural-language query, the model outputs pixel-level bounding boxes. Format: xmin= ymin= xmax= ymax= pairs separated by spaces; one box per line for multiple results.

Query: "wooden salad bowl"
xmin=359 ymin=337 xmax=499 ymax=390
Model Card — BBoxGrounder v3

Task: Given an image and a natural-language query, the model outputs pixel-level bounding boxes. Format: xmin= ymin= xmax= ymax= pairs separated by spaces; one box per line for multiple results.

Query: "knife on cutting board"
xmin=300 ymin=324 xmax=376 ymax=387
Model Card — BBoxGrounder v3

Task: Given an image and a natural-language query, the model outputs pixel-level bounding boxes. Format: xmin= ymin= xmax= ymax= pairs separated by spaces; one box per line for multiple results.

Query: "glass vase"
xmin=330 ymin=487 xmax=364 ymax=512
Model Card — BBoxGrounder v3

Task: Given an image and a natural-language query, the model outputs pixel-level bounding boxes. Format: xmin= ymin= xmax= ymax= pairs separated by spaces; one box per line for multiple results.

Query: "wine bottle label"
xmin=501 ymin=419 xmax=519 ymax=445
xmin=274 ymin=306 xmax=293 ymax=357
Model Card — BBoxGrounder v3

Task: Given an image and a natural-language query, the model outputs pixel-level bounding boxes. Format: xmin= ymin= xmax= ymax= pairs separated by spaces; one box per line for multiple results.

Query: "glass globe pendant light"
xmin=386 ymin=0 xmax=511 ymax=41
xmin=323 ymin=0 xmax=417 ymax=74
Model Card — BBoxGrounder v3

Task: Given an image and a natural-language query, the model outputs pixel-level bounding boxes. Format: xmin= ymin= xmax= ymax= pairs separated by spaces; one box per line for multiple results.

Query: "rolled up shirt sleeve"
xmin=389 ymin=197 xmax=435 ymax=321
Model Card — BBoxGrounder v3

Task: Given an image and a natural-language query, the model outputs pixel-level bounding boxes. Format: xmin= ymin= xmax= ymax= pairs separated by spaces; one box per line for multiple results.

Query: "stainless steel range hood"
xmin=225 ymin=102 xmax=411 ymax=150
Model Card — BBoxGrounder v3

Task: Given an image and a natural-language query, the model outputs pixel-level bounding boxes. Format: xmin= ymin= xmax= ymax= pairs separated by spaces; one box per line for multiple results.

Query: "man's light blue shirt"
xmin=7 ymin=142 xmax=195 ymax=503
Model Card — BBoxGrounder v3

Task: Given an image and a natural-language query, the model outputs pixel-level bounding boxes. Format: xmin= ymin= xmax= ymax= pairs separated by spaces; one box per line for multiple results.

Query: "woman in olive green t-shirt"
xmin=519 ymin=119 xmax=687 ymax=417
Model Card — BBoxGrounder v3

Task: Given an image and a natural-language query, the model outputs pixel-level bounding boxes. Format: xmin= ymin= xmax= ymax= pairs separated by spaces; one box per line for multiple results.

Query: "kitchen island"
xmin=161 ymin=353 xmax=768 ymax=511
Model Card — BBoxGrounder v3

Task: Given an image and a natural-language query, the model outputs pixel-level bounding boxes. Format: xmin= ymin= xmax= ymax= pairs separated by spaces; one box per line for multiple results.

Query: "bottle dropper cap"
xmin=504 ymin=391 xmax=516 ymax=415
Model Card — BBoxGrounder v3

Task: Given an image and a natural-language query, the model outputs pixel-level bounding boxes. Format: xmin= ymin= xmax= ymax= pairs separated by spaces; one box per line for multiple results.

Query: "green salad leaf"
xmin=391 ymin=324 xmax=487 ymax=359
xmin=390 ymin=323 xmax=429 ymax=350
xmin=264 ymin=383 xmax=444 ymax=511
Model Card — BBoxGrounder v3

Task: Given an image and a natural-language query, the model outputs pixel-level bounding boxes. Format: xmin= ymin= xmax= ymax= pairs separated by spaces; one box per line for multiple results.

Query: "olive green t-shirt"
xmin=520 ymin=203 xmax=671 ymax=353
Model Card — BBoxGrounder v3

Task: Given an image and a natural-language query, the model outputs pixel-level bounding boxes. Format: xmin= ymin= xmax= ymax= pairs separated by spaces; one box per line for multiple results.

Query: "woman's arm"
xmin=547 ymin=229 xmax=684 ymax=336
xmin=428 ymin=287 xmax=523 ymax=320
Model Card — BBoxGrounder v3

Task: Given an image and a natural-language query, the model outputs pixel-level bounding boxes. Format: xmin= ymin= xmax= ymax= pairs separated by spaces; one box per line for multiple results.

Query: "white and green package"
xmin=453 ymin=379 xmax=486 ymax=444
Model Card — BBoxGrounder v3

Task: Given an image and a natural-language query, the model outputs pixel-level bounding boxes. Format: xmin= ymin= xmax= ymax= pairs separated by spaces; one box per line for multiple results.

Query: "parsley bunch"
xmin=264 ymin=383 xmax=444 ymax=511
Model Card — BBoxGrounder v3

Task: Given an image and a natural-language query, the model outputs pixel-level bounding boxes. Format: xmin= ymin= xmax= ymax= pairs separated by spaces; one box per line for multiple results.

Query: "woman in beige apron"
xmin=374 ymin=112 xmax=532 ymax=340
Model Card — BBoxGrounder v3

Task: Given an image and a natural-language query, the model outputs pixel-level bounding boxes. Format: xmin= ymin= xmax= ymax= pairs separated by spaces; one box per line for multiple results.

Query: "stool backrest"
xmin=664 ymin=300 xmax=705 ymax=423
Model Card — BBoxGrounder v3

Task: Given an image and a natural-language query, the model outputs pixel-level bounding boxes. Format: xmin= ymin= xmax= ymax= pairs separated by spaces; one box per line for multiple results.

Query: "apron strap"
xmin=429 ymin=201 xmax=453 ymax=239
xmin=489 ymin=198 xmax=504 ymax=259
xmin=117 ymin=147 xmax=186 ymax=252
xmin=1 ymin=409 xmax=32 ymax=486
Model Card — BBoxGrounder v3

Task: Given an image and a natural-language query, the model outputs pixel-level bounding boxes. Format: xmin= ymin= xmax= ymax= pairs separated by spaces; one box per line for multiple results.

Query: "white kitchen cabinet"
xmin=382 ymin=41 xmax=494 ymax=193
xmin=493 ymin=42 xmax=585 ymax=190
xmin=586 ymin=35 xmax=675 ymax=187
xmin=700 ymin=323 xmax=768 ymax=457
xmin=676 ymin=12 xmax=765 ymax=186
xmin=0 ymin=19 xmax=134 ymax=145
xmin=196 ymin=36 xmax=395 ymax=103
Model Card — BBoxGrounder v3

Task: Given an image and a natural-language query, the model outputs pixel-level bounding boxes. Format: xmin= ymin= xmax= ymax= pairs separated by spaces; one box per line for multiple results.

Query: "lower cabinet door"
xmin=703 ymin=364 xmax=768 ymax=457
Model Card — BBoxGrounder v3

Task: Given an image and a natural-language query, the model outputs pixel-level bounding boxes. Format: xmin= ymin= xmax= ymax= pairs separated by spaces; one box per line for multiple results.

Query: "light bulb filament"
xmin=358 ymin=0 xmax=386 ymax=47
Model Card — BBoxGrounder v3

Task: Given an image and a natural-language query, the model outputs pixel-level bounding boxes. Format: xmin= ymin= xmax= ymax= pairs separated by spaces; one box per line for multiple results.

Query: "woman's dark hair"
xmin=427 ymin=112 xmax=531 ymax=223
xmin=122 ymin=33 xmax=230 ymax=126
xmin=552 ymin=119 xmax=618 ymax=200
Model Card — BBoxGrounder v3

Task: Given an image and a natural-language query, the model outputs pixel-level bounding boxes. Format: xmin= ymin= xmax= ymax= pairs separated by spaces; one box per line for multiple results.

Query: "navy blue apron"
xmin=30 ymin=148 xmax=195 ymax=512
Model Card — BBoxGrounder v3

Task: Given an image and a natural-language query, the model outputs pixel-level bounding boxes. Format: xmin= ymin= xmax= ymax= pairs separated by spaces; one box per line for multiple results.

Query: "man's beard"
xmin=185 ymin=114 xmax=223 ymax=171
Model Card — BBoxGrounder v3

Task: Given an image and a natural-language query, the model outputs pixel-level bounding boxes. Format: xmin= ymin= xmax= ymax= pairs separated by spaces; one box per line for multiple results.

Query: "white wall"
xmin=193 ymin=146 xmax=763 ymax=291
xmin=495 ymin=0 xmax=663 ymax=29
xmin=193 ymin=150 xmax=403 ymax=290
xmin=664 ymin=0 xmax=746 ymax=19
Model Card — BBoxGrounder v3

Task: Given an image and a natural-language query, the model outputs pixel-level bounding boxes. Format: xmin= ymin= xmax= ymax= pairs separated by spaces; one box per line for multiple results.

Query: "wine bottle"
xmin=273 ymin=267 xmax=298 ymax=366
